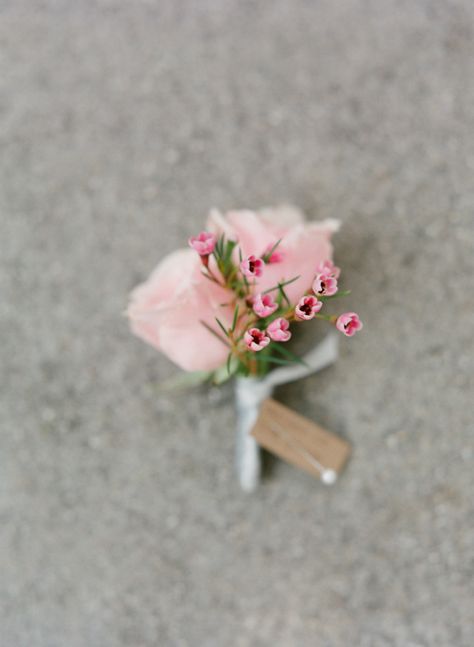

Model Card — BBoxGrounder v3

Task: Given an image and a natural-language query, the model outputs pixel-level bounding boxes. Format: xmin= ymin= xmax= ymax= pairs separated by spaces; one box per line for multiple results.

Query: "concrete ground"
xmin=1 ymin=1 xmax=473 ymax=645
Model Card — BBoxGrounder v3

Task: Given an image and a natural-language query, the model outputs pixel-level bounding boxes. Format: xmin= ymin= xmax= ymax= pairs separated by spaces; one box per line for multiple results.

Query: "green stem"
xmin=315 ymin=313 xmax=337 ymax=323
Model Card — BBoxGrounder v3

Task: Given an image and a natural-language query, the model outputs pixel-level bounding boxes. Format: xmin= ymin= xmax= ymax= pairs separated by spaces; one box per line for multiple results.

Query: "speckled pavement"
xmin=1 ymin=1 xmax=473 ymax=645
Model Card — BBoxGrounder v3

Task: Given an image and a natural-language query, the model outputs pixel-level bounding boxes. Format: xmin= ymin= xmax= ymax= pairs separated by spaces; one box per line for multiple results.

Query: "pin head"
xmin=321 ymin=469 xmax=337 ymax=485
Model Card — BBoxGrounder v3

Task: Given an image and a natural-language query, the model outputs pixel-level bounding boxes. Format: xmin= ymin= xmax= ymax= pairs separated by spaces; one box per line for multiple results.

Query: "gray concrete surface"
xmin=1 ymin=1 xmax=473 ymax=645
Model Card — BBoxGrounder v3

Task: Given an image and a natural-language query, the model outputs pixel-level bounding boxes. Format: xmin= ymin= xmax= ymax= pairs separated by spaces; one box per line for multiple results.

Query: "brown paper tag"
xmin=251 ymin=398 xmax=351 ymax=483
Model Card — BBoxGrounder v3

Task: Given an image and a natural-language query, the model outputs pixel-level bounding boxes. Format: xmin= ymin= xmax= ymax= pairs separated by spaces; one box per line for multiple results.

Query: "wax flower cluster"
xmin=188 ymin=231 xmax=362 ymax=377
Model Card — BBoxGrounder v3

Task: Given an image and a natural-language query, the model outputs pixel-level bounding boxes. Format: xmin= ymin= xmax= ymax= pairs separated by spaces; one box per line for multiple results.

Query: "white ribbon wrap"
xmin=235 ymin=333 xmax=339 ymax=492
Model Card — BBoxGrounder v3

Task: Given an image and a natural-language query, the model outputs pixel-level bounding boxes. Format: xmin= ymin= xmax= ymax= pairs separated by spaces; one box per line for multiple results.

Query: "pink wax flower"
xmin=336 ymin=312 xmax=363 ymax=337
xmin=267 ymin=318 xmax=292 ymax=342
xmin=312 ymin=273 xmax=338 ymax=297
xmin=207 ymin=206 xmax=339 ymax=304
xmin=253 ymin=293 xmax=278 ymax=318
xmin=240 ymin=255 xmax=264 ymax=278
xmin=188 ymin=231 xmax=216 ymax=256
xmin=316 ymin=259 xmax=340 ymax=279
xmin=244 ymin=327 xmax=271 ymax=352
xmin=263 ymin=242 xmax=285 ymax=263
xmin=295 ymin=295 xmax=322 ymax=320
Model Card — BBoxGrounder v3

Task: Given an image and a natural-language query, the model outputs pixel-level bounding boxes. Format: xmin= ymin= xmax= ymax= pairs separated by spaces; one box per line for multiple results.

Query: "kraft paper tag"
xmin=251 ymin=398 xmax=351 ymax=484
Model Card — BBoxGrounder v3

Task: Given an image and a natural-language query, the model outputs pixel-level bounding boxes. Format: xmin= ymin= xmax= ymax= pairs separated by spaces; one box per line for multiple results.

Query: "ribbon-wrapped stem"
xmin=235 ymin=333 xmax=339 ymax=492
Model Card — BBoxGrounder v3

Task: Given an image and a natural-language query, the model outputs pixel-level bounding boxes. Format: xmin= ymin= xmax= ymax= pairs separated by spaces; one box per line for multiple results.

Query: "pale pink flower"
xmin=295 ymin=295 xmax=322 ymax=320
xmin=336 ymin=312 xmax=363 ymax=337
xmin=207 ymin=206 xmax=339 ymax=304
xmin=244 ymin=327 xmax=271 ymax=352
xmin=253 ymin=293 xmax=278 ymax=318
xmin=188 ymin=231 xmax=216 ymax=256
xmin=263 ymin=242 xmax=285 ymax=263
xmin=240 ymin=255 xmax=264 ymax=278
xmin=267 ymin=318 xmax=292 ymax=342
xmin=127 ymin=249 xmax=232 ymax=371
xmin=312 ymin=273 xmax=338 ymax=297
xmin=316 ymin=259 xmax=340 ymax=279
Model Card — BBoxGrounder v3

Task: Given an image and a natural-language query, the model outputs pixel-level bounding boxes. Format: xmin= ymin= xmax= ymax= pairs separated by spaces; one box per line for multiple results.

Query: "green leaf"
xmin=272 ymin=342 xmax=308 ymax=366
xmin=201 ymin=271 xmax=216 ymax=284
xmin=224 ymin=239 xmax=237 ymax=263
xmin=318 ymin=290 xmax=351 ymax=301
xmin=263 ymin=275 xmax=300 ymax=295
xmin=256 ymin=354 xmax=296 ymax=367
xmin=262 ymin=238 xmax=282 ymax=263
xmin=213 ymin=234 xmax=225 ymax=260
xmin=213 ymin=355 xmax=239 ymax=384
xmin=278 ymin=283 xmax=291 ymax=307
xmin=218 ymin=240 xmax=238 ymax=280
xmin=157 ymin=371 xmax=212 ymax=392
xmin=231 ymin=305 xmax=239 ymax=332
xmin=236 ymin=362 xmax=250 ymax=377
xmin=200 ymin=320 xmax=231 ymax=347
xmin=215 ymin=317 xmax=229 ymax=337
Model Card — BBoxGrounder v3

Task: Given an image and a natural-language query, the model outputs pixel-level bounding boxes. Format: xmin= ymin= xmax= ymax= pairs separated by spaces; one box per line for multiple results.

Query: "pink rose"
xmin=127 ymin=249 xmax=232 ymax=371
xmin=207 ymin=206 xmax=339 ymax=303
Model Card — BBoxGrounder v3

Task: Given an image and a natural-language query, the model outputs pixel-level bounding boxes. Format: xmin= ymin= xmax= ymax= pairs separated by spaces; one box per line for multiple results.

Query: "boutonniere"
xmin=128 ymin=206 xmax=362 ymax=490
